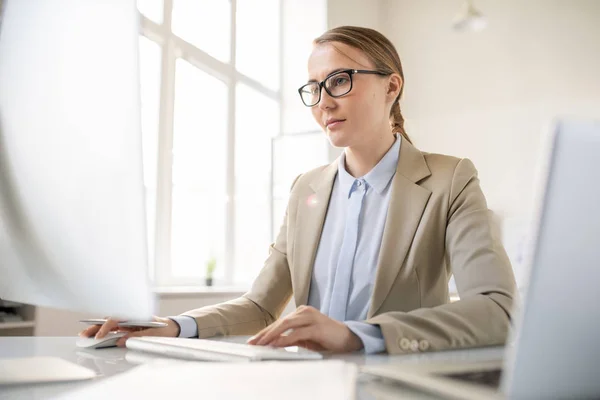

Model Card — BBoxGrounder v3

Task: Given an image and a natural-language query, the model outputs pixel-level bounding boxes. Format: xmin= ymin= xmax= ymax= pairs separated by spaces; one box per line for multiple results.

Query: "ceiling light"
xmin=453 ymin=0 xmax=488 ymax=32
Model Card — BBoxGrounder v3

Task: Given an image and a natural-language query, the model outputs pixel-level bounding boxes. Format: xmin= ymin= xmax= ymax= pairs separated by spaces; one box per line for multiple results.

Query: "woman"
xmin=82 ymin=26 xmax=516 ymax=354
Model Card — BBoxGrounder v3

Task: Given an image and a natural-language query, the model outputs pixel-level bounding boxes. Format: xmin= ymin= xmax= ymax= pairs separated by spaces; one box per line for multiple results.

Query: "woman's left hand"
xmin=246 ymin=305 xmax=363 ymax=353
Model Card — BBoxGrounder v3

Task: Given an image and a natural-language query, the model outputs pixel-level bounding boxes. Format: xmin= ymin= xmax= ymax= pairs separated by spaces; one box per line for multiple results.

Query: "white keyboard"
xmin=125 ymin=337 xmax=324 ymax=362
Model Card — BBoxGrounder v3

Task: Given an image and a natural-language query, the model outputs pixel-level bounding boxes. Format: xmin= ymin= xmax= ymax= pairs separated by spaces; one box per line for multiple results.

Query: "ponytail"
xmin=390 ymin=100 xmax=412 ymax=144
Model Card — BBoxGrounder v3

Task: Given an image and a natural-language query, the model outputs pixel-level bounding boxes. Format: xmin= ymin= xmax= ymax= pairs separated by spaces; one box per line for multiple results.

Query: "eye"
xmin=332 ymin=76 xmax=349 ymax=86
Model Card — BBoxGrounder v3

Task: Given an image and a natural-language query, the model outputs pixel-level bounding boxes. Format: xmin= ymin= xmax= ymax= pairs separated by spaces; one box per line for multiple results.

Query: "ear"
xmin=386 ymin=74 xmax=403 ymax=103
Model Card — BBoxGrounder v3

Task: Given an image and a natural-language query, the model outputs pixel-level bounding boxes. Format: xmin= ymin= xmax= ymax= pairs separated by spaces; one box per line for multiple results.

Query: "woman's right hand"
xmin=79 ymin=316 xmax=180 ymax=347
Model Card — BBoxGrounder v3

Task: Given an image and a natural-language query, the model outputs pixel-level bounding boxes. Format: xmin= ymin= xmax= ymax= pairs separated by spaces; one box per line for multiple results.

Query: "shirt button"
xmin=419 ymin=340 xmax=430 ymax=352
xmin=357 ymin=181 xmax=362 ymax=187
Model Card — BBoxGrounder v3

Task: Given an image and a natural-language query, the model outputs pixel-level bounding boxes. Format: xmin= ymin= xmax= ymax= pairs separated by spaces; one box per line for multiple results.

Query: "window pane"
xmin=172 ymin=0 xmax=230 ymax=63
xmin=235 ymin=83 xmax=279 ymax=285
xmin=138 ymin=35 xmax=161 ymax=275
xmin=139 ymin=36 xmax=161 ymax=188
xmin=137 ymin=0 xmax=163 ymax=24
xmin=236 ymin=0 xmax=280 ymax=90
xmin=282 ymin=0 xmax=326 ymax=134
xmin=271 ymin=133 xmax=329 ymax=236
xmin=171 ymin=59 xmax=228 ymax=280
xmin=171 ymin=187 xmax=226 ymax=279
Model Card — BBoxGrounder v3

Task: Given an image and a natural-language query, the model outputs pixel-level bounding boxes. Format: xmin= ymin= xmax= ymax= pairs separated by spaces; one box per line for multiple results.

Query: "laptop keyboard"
xmin=441 ymin=369 xmax=503 ymax=388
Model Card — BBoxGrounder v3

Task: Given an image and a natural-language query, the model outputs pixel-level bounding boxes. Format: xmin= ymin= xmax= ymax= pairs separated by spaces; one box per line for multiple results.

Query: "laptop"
xmin=362 ymin=119 xmax=600 ymax=399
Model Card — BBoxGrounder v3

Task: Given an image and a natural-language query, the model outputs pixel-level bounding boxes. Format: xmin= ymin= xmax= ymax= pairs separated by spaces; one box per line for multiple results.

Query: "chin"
xmin=325 ymin=129 xmax=353 ymax=148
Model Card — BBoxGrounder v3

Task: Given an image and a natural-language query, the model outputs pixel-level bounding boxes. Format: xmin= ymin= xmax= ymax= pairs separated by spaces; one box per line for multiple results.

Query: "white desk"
xmin=0 ymin=337 xmax=504 ymax=399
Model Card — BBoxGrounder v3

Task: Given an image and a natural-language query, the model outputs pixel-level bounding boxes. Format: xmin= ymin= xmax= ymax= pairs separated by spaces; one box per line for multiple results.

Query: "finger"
xmin=248 ymin=307 xmax=315 ymax=345
xmin=248 ymin=316 xmax=292 ymax=345
xmin=270 ymin=326 xmax=318 ymax=348
xmin=116 ymin=336 xmax=129 ymax=347
xmin=80 ymin=325 xmax=119 ymax=337
xmin=247 ymin=325 xmax=271 ymax=345
xmin=95 ymin=319 xmax=121 ymax=339
xmin=80 ymin=323 xmax=141 ymax=337
xmin=79 ymin=325 xmax=101 ymax=338
xmin=250 ymin=317 xmax=293 ymax=346
xmin=115 ymin=326 xmax=167 ymax=347
xmin=256 ymin=314 xmax=312 ymax=346
xmin=280 ymin=337 xmax=327 ymax=352
xmin=117 ymin=326 xmax=145 ymax=333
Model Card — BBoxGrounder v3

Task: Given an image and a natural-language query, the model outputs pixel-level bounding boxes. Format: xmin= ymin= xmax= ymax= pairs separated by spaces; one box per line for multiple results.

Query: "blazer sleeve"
xmin=180 ymin=176 xmax=301 ymax=338
xmin=366 ymin=158 xmax=517 ymax=354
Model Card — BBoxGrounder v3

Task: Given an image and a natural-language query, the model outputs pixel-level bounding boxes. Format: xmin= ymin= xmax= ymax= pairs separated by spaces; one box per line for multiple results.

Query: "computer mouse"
xmin=75 ymin=332 xmax=127 ymax=349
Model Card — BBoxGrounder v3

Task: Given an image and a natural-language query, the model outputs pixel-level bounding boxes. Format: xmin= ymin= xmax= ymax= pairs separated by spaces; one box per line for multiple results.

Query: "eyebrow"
xmin=307 ymin=68 xmax=349 ymax=83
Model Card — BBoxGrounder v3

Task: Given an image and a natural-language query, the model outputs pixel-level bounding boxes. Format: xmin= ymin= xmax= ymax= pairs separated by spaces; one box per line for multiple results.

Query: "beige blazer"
xmin=183 ymin=139 xmax=517 ymax=354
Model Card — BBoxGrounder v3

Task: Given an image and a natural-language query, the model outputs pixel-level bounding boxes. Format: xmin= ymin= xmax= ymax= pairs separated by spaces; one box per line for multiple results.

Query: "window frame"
xmin=139 ymin=0 xmax=283 ymax=287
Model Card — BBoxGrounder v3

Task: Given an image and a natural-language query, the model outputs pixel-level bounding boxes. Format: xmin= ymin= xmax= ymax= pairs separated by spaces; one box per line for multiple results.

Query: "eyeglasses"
xmin=298 ymin=69 xmax=389 ymax=107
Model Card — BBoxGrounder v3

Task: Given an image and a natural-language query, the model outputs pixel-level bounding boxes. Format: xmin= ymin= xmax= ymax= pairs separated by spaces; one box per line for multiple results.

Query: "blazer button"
xmin=419 ymin=340 xmax=430 ymax=352
xmin=410 ymin=340 xmax=419 ymax=352
xmin=398 ymin=338 xmax=411 ymax=350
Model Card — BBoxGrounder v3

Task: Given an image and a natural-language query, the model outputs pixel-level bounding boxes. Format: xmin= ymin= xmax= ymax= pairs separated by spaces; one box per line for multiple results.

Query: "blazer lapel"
xmin=368 ymin=140 xmax=432 ymax=318
xmin=292 ymin=161 xmax=338 ymax=307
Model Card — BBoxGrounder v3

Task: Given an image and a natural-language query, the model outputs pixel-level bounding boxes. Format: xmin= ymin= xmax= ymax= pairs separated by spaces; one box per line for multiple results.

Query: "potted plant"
xmin=205 ymin=256 xmax=217 ymax=287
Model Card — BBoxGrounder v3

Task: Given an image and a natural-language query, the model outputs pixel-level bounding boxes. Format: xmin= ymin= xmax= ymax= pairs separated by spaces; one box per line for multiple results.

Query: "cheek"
xmin=355 ymin=91 xmax=383 ymax=121
xmin=346 ymin=95 xmax=376 ymax=125
xmin=311 ymin=107 xmax=323 ymax=127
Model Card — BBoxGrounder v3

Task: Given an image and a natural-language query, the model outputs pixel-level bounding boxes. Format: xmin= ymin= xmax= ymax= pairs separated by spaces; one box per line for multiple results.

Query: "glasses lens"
xmin=325 ymin=72 xmax=352 ymax=97
xmin=299 ymin=83 xmax=320 ymax=106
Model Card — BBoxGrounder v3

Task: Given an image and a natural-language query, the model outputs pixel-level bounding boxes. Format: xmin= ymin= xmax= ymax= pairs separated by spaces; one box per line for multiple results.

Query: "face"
xmin=305 ymin=42 xmax=397 ymax=149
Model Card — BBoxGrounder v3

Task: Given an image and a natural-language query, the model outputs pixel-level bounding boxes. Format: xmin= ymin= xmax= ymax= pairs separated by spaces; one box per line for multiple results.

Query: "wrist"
xmin=347 ymin=328 xmax=363 ymax=352
xmin=166 ymin=318 xmax=181 ymax=337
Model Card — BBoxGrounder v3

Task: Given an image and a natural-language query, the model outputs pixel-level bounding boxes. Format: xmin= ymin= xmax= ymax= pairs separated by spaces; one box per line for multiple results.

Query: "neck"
xmin=344 ymin=131 xmax=396 ymax=178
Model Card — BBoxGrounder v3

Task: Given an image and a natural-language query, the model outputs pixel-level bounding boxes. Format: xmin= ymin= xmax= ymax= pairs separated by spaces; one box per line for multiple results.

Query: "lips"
xmin=325 ymin=118 xmax=346 ymax=128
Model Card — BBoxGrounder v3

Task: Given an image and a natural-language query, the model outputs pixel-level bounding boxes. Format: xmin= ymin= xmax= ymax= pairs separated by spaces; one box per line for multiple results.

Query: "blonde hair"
xmin=314 ymin=26 xmax=411 ymax=144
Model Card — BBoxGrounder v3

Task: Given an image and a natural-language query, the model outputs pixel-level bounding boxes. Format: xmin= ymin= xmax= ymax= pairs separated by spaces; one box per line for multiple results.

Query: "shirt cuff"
xmin=168 ymin=315 xmax=199 ymax=338
xmin=345 ymin=321 xmax=386 ymax=354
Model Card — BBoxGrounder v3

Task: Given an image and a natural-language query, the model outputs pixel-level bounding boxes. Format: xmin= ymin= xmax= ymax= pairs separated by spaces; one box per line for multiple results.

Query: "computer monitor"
xmin=0 ymin=0 xmax=154 ymax=320
xmin=502 ymin=118 xmax=600 ymax=398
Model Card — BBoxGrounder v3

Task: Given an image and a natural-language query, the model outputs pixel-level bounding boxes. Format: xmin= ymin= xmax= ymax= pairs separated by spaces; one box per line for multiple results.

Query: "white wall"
xmin=379 ymin=0 xmax=600 ymax=220
xmin=327 ymin=0 xmax=382 ymax=30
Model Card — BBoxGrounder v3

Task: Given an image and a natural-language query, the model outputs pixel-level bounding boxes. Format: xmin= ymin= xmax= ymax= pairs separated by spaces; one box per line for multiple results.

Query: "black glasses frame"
xmin=298 ymin=69 xmax=389 ymax=107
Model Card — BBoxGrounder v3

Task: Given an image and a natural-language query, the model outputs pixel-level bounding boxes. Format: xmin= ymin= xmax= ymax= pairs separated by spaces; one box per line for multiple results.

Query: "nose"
xmin=318 ymin=85 xmax=336 ymax=111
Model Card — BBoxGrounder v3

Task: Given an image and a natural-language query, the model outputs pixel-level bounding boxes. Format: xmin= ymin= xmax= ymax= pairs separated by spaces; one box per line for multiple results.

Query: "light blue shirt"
xmin=307 ymin=134 xmax=401 ymax=353
xmin=172 ymin=135 xmax=402 ymax=354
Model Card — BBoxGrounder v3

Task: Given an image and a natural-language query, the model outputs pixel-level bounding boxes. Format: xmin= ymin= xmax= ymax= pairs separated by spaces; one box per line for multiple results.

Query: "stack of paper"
xmin=57 ymin=359 xmax=357 ymax=399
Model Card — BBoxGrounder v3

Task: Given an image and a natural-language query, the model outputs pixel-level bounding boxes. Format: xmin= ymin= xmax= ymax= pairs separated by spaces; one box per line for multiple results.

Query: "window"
xmin=137 ymin=0 xmax=163 ymax=25
xmin=138 ymin=0 xmax=326 ymax=287
xmin=171 ymin=59 xmax=228 ymax=280
xmin=171 ymin=0 xmax=231 ymax=62
xmin=234 ymin=83 xmax=279 ymax=284
xmin=235 ymin=0 xmax=280 ymax=91
xmin=138 ymin=35 xmax=161 ymax=278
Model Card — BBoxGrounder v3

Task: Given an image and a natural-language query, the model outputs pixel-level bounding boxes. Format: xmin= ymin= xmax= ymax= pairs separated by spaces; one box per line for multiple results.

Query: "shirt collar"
xmin=337 ymin=134 xmax=402 ymax=197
